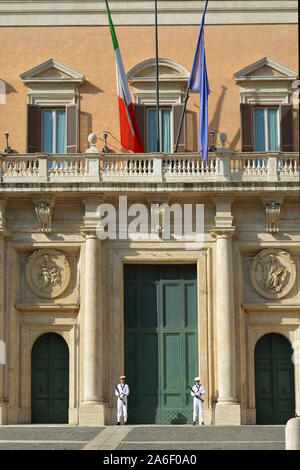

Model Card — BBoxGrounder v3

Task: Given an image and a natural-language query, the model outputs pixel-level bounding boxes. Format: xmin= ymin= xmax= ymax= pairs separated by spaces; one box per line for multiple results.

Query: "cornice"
xmin=0 ymin=1 xmax=297 ymax=26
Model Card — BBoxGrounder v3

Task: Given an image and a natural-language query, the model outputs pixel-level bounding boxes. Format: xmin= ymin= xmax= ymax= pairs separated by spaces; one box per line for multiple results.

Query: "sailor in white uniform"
xmin=191 ymin=376 xmax=205 ymax=425
xmin=115 ymin=375 xmax=130 ymax=425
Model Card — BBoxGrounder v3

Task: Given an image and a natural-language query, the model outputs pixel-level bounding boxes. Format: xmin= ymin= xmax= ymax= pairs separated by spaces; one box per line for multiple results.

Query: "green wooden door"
xmin=124 ymin=265 xmax=198 ymax=424
xmin=31 ymin=333 xmax=69 ymax=423
xmin=255 ymin=333 xmax=295 ymax=424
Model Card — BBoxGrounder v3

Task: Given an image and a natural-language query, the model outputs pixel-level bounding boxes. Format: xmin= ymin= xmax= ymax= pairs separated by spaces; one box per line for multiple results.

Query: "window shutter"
xmin=240 ymin=103 xmax=254 ymax=152
xmin=66 ymin=104 xmax=79 ymax=153
xmin=173 ymin=104 xmax=186 ymax=152
xmin=27 ymin=104 xmax=41 ymax=153
xmin=280 ymin=104 xmax=293 ymax=152
xmin=133 ymin=104 xmax=146 ymax=151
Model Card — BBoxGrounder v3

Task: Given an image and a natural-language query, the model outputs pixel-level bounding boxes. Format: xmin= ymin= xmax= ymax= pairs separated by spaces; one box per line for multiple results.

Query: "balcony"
xmin=0 ymin=152 xmax=299 ymax=192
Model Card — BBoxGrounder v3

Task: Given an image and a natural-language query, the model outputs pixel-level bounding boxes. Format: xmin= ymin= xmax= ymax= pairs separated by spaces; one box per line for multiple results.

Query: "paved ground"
xmin=116 ymin=425 xmax=286 ymax=451
xmin=0 ymin=426 xmax=104 ymax=450
xmin=0 ymin=424 xmax=285 ymax=450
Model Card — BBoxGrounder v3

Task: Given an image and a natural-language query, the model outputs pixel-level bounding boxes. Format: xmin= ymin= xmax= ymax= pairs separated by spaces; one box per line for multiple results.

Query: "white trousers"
xmin=117 ymin=398 xmax=128 ymax=422
xmin=193 ymin=398 xmax=204 ymax=422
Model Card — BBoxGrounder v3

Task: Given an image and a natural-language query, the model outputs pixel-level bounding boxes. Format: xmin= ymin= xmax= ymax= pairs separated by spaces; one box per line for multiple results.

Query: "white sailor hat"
xmin=120 ymin=375 xmax=126 ymax=379
xmin=194 ymin=376 xmax=201 ymax=381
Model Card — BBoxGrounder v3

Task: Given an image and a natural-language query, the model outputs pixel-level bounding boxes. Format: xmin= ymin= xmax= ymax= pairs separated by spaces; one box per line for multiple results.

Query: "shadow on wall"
xmin=186 ymin=110 xmax=198 ymax=152
xmin=209 ymin=84 xmax=242 ymax=151
xmin=1 ymin=80 xmax=18 ymax=97
xmin=230 ymin=128 xmax=241 ymax=152
xmin=208 ymin=85 xmax=227 ymax=134
xmin=80 ymin=111 xmax=93 ymax=152
xmin=293 ymin=108 xmax=299 ymax=152
xmin=80 ymin=80 xmax=103 ymax=95
xmin=211 ymin=391 xmax=219 ymax=426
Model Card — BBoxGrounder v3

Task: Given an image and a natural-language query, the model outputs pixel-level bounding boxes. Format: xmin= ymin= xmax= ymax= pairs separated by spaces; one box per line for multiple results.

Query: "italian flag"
xmin=105 ymin=0 xmax=145 ymax=153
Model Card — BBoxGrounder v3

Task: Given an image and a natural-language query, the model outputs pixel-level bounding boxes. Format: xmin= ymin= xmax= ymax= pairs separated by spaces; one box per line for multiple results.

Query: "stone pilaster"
xmin=79 ymin=197 xmax=108 ymax=425
xmin=211 ymin=196 xmax=241 ymax=424
xmin=0 ymin=198 xmax=9 ymax=424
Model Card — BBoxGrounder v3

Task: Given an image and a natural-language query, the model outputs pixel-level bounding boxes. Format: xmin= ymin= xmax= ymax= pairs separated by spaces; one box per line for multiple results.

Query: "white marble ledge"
xmin=242 ymin=303 xmax=300 ymax=313
xmin=15 ymin=303 xmax=80 ymax=312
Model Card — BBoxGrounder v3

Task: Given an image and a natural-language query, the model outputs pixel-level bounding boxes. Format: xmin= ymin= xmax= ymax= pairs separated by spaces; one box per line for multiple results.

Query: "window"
xmin=20 ymin=59 xmax=84 ymax=153
xmin=235 ymin=57 xmax=297 ymax=153
xmin=42 ymin=109 xmax=66 ymax=153
xmin=254 ymin=108 xmax=279 ymax=152
xmin=147 ymin=108 xmax=172 ymax=153
xmin=240 ymin=103 xmax=293 ymax=153
xmin=27 ymin=104 xmax=78 ymax=154
xmin=127 ymin=58 xmax=190 ymax=153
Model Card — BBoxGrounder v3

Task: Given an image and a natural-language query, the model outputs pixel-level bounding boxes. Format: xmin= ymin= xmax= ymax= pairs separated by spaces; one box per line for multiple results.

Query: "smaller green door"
xmin=31 ymin=333 xmax=69 ymax=423
xmin=255 ymin=333 xmax=295 ymax=424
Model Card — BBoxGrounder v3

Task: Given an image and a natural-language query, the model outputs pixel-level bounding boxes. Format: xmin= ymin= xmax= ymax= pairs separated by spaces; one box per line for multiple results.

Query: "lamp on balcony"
xmin=209 ymin=129 xmax=217 ymax=152
xmin=102 ymin=132 xmax=110 ymax=153
xmin=3 ymin=132 xmax=13 ymax=155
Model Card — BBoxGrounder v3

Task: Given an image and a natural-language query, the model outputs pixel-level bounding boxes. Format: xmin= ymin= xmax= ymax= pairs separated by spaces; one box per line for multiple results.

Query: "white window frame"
xmin=254 ymin=107 xmax=280 ymax=152
xmin=42 ymin=108 xmax=66 ymax=154
xmin=146 ymin=107 xmax=173 ymax=153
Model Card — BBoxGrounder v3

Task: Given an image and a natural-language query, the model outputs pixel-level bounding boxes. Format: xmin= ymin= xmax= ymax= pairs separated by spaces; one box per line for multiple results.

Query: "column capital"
xmin=81 ymin=195 xmax=105 ymax=208
xmin=80 ymin=228 xmax=98 ymax=239
xmin=210 ymin=227 xmax=236 ymax=239
xmin=211 ymin=194 xmax=235 ymax=206
xmin=81 ymin=195 xmax=104 ymax=231
xmin=0 ymin=229 xmax=11 ymax=239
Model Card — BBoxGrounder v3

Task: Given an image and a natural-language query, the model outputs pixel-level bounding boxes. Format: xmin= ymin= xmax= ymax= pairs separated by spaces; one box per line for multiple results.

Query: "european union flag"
xmin=188 ymin=0 xmax=210 ymax=164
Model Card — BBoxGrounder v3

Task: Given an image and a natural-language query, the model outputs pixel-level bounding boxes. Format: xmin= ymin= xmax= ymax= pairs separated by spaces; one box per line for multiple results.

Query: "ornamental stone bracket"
xmin=0 ymin=198 xmax=11 ymax=238
xmin=32 ymin=196 xmax=55 ymax=234
xmin=265 ymin=202 xmax=280 ymax=233
xmin=250 ymin=248 xmax=296 ymax=300
xmin=262 ymin=196 xmax=284 ymax=234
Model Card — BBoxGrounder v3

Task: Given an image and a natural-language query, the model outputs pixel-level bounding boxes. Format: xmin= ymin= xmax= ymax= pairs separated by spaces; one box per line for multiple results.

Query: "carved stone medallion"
xmin=25 ymin=249 xmax=71 ymax=299
xmin=250 ymin=249 xmax=296 ymax=300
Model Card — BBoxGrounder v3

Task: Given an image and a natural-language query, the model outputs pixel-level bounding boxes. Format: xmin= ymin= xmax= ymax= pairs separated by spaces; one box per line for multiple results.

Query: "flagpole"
xmin=155 ymin=0 xmax=160 ymax=152
xmin=174 ymin=0 xmax=209 ymax=154
xmin=174 ymin=87 xmax=190 ymax=153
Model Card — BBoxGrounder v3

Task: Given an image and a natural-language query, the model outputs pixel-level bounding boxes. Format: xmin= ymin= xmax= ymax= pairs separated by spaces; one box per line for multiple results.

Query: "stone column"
xmin=215 ymin=229 xmax=237 ymax=400
xmin=79 ymin=197 xmax=107 ymax=425
xmin=82 ymin=230 xmax=101 ymax=403
xmin=211 ymin=197 xmax=241 ymax=424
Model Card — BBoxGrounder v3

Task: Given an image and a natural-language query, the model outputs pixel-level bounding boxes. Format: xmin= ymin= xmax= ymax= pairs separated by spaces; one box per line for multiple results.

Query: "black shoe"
xmin=202 ymin=421 xmax=204 ymax=425
xmin=124 ymin=422 xmax=128 ymax=425
xmin=193 ymin=421 xmax=196 ymax=425
xmin=116 ymin=422 xmax=120 ymax=425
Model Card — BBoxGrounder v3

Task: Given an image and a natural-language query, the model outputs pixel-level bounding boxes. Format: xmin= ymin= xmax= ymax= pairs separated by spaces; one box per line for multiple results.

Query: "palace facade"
xmin=0 ymin=0 xmax=299 ymax=426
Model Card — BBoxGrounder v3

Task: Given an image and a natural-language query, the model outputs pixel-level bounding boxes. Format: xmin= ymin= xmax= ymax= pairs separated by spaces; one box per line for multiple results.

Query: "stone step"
xmin=122 ymin=425 xmax=285 ymax=443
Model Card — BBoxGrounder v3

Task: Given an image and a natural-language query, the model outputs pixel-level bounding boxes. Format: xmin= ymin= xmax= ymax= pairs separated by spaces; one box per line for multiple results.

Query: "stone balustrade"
xmin=0 ymin=151 xmax=298 ymax=185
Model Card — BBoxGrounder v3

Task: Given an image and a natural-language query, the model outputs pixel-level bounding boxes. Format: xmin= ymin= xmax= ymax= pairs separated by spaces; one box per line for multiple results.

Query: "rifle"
xmin=187 ymin=384 xmax=204 ymax=402
xmin=115 ymin=384 xmax=125 ymax=405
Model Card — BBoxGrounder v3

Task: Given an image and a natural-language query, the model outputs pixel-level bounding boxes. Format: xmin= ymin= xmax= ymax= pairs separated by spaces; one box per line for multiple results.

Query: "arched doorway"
xmin=254 ymin=333 xmax=295 ymax=424
xmin=31 ymin=333 xmax=69 ymax=423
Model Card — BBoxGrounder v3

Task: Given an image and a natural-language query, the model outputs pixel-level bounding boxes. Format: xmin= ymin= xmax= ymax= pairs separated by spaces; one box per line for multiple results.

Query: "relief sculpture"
xmin=25 ymin=249 xmax=70 ymax=299
xmin=250 ymin=249 xmax=296 ymax=300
